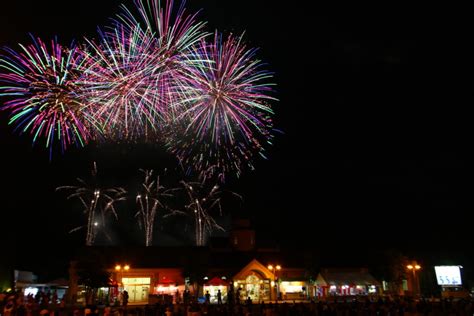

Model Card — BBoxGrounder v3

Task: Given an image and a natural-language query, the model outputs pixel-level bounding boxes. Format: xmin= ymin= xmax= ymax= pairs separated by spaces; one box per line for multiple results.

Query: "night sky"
xmin=1 ymin=1 xmax=473 ymax=278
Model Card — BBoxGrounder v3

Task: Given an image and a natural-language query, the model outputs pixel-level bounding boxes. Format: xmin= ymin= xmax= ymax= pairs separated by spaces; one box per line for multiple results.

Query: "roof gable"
xmin=233 ymin=259 xmax=275 ymax=280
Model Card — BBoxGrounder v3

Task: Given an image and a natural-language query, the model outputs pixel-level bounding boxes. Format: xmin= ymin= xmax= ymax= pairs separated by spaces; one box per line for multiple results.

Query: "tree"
xmin=72 ymin=250 xmax=111 ymax=305
xmin=370 ymin=249 xmax=408 ymax=295
xmin=181 ymin=250 xmax=209 ymax=297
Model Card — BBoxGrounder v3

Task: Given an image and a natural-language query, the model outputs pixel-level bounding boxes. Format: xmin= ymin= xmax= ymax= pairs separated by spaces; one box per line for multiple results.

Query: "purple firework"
xmin=79 ymin=26 xmax=166 ymax=140
xmin=167 ymin=32 xmax=277 ymax=182
xmin=0 ymin=36 xmax=92 ymax=154
xmin=115 ymin=0 xmax=209 ymax=120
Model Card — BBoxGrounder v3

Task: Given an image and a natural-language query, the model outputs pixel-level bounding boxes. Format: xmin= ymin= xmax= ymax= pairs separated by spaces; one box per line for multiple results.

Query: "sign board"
xmin=434 ymin=266 xmax=462 ymax=286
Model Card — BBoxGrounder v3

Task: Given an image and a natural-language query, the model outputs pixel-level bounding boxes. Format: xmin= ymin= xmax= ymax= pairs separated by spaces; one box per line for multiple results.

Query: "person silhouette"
xmin=217 ymin=289 xmax=222 ymax=304
xmin=122 ymin=290 xmax=129 ymax=307
xmin=236 ymin=287 xmax=241 ymax=305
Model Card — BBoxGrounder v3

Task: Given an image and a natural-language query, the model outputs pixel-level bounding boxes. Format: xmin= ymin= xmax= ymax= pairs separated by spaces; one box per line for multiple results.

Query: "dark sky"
xmin=1 ymin=1 xmax=474 ymax=278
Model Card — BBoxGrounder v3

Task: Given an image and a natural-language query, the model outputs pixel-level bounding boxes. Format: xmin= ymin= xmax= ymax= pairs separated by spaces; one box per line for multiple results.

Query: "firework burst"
xmin=0 ymin=36 xmax=93 ymax=154
xmin=116 ymin=0 xmax=207 ymax=55
xmin=78 ymin=26 xmax=169 ymax=140
xmin=115 ymin=0 xmax=209 ymax=120
xmin=167 ymin=32 xmax=277 ymax=181
xmin=0 ymin=1 xmax=279 ymax=181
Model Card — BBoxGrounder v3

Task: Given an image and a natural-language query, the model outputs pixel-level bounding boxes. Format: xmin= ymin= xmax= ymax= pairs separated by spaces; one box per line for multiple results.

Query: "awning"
xmin=205 ymin=277 xmax=228 ymax=287
xmin=158 ymin=277 xmax=176 ymax=285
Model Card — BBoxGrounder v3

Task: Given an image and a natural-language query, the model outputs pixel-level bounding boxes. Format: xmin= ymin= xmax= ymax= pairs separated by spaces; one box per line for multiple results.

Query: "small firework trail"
xmin=56 ymin=162 xmax=126 ymax=246
xmin=135 ymin=169 xmax=177 ymax=246
xmin=181 ymin=180 xmax=225 ymax=246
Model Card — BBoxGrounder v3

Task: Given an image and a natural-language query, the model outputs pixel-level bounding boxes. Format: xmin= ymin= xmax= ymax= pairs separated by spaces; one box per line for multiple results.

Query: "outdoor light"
xmin=407 ymin=261 xmax=421 ymax=296
xmin=115 ymin=264 xmax=130 ymax=271
xmin=114 ymin=264 xmax=130 ymax=290
xmin=267 ymin=263 xmax=282 ymax=301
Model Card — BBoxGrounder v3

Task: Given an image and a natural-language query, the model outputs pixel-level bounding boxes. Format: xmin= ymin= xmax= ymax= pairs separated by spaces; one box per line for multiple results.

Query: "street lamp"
xmin=112 ymin=264 xmax=130 ymax=305
xmin=267 ymin=264 xmax=282 ymax=302
xmin=406 ymin=262 xmax=421 ymax=297
xmin=115 ymin=264 xmax=131 ymax=289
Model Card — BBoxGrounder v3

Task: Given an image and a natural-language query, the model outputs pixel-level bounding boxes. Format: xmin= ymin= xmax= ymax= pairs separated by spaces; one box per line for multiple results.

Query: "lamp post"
xmin=115 ymin=264 xmax=130 ymax=292
xmin=267 ymin=264 xmax=281 ymax=302
xmin=406 ymin=262 xmax=421 ymax=297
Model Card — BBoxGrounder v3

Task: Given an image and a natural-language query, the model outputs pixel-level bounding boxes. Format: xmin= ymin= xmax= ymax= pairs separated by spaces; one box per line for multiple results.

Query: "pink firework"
xmin=115 ymin=0 xmax=209 ymax=120
xmin=116 ymin=0 xmax=207 ymax=55
xmin=167 ymin=32 xmax=277 ymax=181
xmin=0 ymin=36 xmax=92 ymax=154
xmin=79 ymin=26 xmax=168 ymax=140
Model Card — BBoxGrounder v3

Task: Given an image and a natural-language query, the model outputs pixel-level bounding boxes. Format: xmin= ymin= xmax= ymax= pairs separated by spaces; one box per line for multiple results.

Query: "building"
xmin=314 ymin=268 xmax=381 ymax=298
xmin=69 ymin=243 xmax=313 ymax=305
xmin=67 ymin=220 xmax=388 ymax=304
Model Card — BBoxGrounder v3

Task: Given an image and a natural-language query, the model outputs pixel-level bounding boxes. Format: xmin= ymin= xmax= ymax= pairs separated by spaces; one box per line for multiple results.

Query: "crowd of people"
xmin=1 ymin=290 xmax=473 ymax=316
xmin=0 ymin=290 xmax=65 ymax=316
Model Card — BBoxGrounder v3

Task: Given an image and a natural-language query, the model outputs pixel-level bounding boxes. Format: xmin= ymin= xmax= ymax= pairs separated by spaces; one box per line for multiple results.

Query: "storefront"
xmin=314 ymin=268 xmax=381 ymax=299
xmin=123 ymin=277 xmax=151 ymax=304
xmin=153 ymin=276 xmax=185 ymax=303
xmin=203 ymin=277 xmax=228 ymax=303
xmin=111 ymin=268 xmax=184 ymax=305
xmin=154 ymin=278 xmax=179 ymax=295
xmin=279 ymin=281 xmax=306 ymax=300
xmin=232 ymin=259 xmax=274 ymax=302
